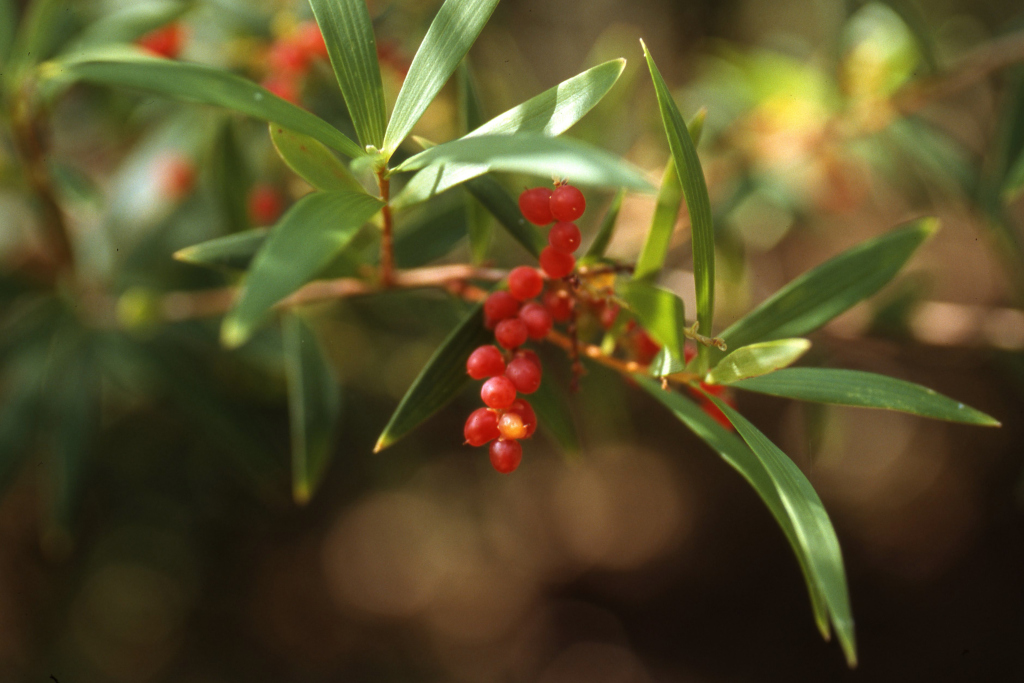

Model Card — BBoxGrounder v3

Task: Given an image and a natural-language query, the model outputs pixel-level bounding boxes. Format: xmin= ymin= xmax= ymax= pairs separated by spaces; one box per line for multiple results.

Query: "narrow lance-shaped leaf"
xmin=269 ymin=124 xmax=366 ymax=193
xmin=393 ymin=59 xmax=628 ymax=207
xmin=459 ymin=62 xmax=492 ymax=262
xmin=222 ymin=191 xmax=384 ymax=347
xmin=284 ymin=314 xmax=342 ymax=504
xmin=704 ymin=391 xmax=857 ymax=667
xmin=54 ymin=48 xmax=364 ymax=158
xmin=633 ymin=109 xmax=706 ymax=281
xmin=210 ymin=119 xmax=251 ymax=234
xmin=1004 ymin=148 xmax=1024 ymax=201
xmin=718 ymin=219 xmax=937 ymax=353
xmin=705 ymin=338 xmax=811 ymax=385
xmin=174 ymin=228 xmax=268 ymax=272
xmin=637 ymin=377 xmax=833 ymax=644
xmin=583 ymin=189 xmax=625 ymax=260
xmin=382 ymin=0 xmax=500 ymax=158
xmin=732 ymin=367 xmax=1000 ymax=426
xmin=6 ymin=0 xmax=61 ymax=73
xmin=65 ymin=0 xmax=189 ymax=52
xmin=395 ymin=133 xmax=653 ymax=191
xmin=310 ymin=0 xmax=387 ymax=149
xmin=615 ymin=280 xmax=685 ymax=360
xmin=643 ymin=42 xmax=715 ymax=374
xmin=529 ymin=378 xmax=580 ymax=459
xmin=375 ymin=304 xmax=492 ymax=452
xmin=465 ymin=175 xmax=546 ymax=257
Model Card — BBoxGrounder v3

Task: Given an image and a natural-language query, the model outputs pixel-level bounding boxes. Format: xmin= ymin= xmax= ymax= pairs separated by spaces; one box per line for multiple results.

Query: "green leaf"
xmin=1004 ymin=148 xmax=1024 ymax=201
xmin=65 ymin=1 xmax=189 ymax=52
xmin=458 ymin=62 xmax=491 ymax=262
xmin=210 ymin=119 xmax=252 ymax=234
xmin=55 ymin=48 xmax=364 ymax=158
xmin=382 ymin=0 xmax=499 ymax=158
xmin=633 ymin=109 xmax=706 ymax=280
xmin=464 ymin=174 xmax=546 ymax=257
xmin=0 ymin=0 xmax=18 ymax=67
xmin=732 ymin=367 xmax=1000 ymax=426
xmin=529 ymin=378 xmax=580 ymax=459
xmin=703 ymin=391 xmax=857 ymax=667
xmin=394 ymin=200 xmax=470 ymax=268
xmin=395 ymin=133 xmax=653 ymax=191
xmin=719 ymin=219 xmax=937 ymax=352
xmin=174 ymin=228 xmax=268 ymax=271
xmin=583 ymin=189 xmax=625 ymax=260
xmin=636 ymin=377 xmax=833 ymax=649
xmin=706 ymin=338 xmax=811 ymax=385
xmin=309 ymin=0 xmax=387 ymax=149
xmin=222 ymin=191 xmax=384 ymax=347
xmin=270 ymin=124 xmax=366 ymax=193
xmin=6 ymin=0 xmax=62 ymax=73
xmin=615 ymin=280 xmax=685 ymax=360
xmin=465 ymin=195 xmax=492 ymax=264
xmin=642 ymin=41 xmax=715 ymax=371
xmin=458 ymin=60 xmax=486 ymax=132
xmin=284 ymin=314 xmax=342 ymax=504
xmin=375 ymin=303 xmax=492 ymax=452
xmin=392 ymin=60 xmax=627 ymax=207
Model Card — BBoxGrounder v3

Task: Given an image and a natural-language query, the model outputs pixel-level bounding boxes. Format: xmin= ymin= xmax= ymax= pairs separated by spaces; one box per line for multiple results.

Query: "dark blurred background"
xmin=2 ymin=0 xmax=1024 ymax=681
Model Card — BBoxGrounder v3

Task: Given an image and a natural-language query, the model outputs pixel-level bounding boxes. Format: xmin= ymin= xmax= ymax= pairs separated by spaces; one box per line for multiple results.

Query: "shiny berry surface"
xmin=518 ymin=187 xmax=553 ymax=226
xmin=548 ymin=222 xmax=581 ymax=254
xmin=508 ymin=398 xmax=537 ymax=437
xmin=539 ymin=247 xmax=575 ymax=279
xmin=505 ymin=356 xmax=541 ymax=394
xmin=484 ymin=291 xmax=520 ymax=327
xmin=508 ymin=266 xmax=544 ymax=301
xmin=549 ymin=185 xmax=586 ymax=222
xmin=543 ymin=289 xmax=573 ymax=322
xmin=464 ymin=408 xmax=500 ymax=446
xmin=481 ymin=376 xmax=517 ymax=409
xmin=489 ymin=439 xmax=523 ymax=474
xmin=498 ymin=413 xmax=529 ymax=440
xmin=516 ymin=349 xmax=541 ymax=370
xmin=519 ymin=303 xmax=552 ymax=339
xmin=495 ymin=318 xmax=528 ymax=350
xmin=466 ymin=345 xmax=506 ymax=379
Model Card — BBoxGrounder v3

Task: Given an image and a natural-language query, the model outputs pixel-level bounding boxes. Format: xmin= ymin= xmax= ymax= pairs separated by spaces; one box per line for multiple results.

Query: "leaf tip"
xmin=172 ymin=247 xmax=195 ymax=263
xmin=293 ymin=482 xmax=311 ymax=506
xmin=918 ymin=217 xmax=941 ymax=238
xmin=373 ymin=435 xmax=391 ymax=453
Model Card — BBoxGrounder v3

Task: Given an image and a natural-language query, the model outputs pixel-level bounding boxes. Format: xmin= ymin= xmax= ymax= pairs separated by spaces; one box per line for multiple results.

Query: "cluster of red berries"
xmin=518 ymin=183 xmax=587 ymax=279
xmin=261 ymin=21 xmax=329 ymax=105
xmin=464 ymin=266 xmax=556 ymax=474
xmin=136 ymin=22 xmax=185 ymax=59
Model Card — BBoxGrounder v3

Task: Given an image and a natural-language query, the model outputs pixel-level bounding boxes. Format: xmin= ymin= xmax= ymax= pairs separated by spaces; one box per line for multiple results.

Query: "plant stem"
xmin=10 ymin=85 xmax=74 ymax=278
xmin=377 ymin=169 xmax=395 ymax=287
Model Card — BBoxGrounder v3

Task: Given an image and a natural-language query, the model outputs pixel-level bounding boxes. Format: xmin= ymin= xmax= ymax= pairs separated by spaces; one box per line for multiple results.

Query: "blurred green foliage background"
xmin=1 ymin=0 xmax=1024 ymax=681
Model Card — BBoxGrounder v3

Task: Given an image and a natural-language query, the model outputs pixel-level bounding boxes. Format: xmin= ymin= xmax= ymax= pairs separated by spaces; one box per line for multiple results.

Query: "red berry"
xmin=489 ymin=439 xmax=523 ymax=474
xmin=498 ymin=412 xmax=529 ymax=440
xmin=467 ymin=345 xmax=506 ymax=379
xmin=268 ymin=39 xmax=310 ymax=75
xmin=262 ymin=74 xmax=301 ymax=104
xmin=158 ymin=154 xmax=195 ymax=200
xmin=484 ymin=291 xmax=520 ymax=327
xmin=543 ymin=289 xmax=573 ymax=322
xmin=481 ymin=376 xmax=517 ymax=409
xmin=539 ymin=246 xmax=575 ymax=279
xmin=518 ymin=187 xmax=553 ymax=226
xmin=550 ymin=185 xmax=585 ymax=222
xmin=634 ymin=329 xmax=661 ymax=365
xmin=137 ymin=23 xmax=184 ymax=58
xmin=684 ymin=344 xmax=697 ymax=364
xmin=599 ymin=302 xmax=620 ymax=330
xmin=508 ymin=398 xmax=537 ymax=437
xmin=248 ymin=183 xmax=284 ymax=225
xmin=296 ymin=21 xmax=329 ymax=60
xmin=508 ymin=266 xmax=544 ymax=301
xmin=548 ymin=221 xmax=581 ymax=254
xmin=495 ymin=318 xmax=528 ymax=350
xmin=515 ymin=349 xmax=541 ymax=370
xmin=519 ymin=303 xmax=552 ymax=339
xmin=505 ymin=356 xmax=541 ymax=394
xmin=464 ymin=408 xmax=500 ymax=446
